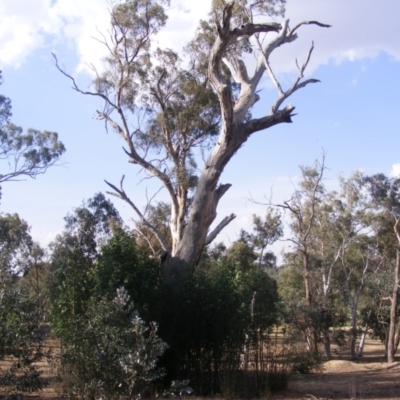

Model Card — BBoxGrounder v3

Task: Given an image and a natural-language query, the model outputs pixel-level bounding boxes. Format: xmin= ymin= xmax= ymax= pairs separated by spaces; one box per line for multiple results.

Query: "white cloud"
xmin=391 ymin=163 xmax=400 ymax=178
xmin=0 ymin=0 xmax=399 ymax=75
xmin=264 ymin=0 xmax=400 ymax=77
xmin=0 ymin=0 xmax=210 ymax=72
xmin=0 ymin=0 xmax=55 ymax=67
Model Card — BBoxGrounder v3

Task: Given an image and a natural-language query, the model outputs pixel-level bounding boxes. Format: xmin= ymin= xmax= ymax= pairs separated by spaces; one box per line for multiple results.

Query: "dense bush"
xmin=155 ymin=260 xmax=281 ymax=395
xmin=0 ymin=213 xmax=46 ymax=397
xmin=92 ymin=228 xmax=160 ymax=321
xmin=50 ymin=222 xmax=287 ymax=397
xmin=56 ymin=288 xmax=166 ymax=400
xmin=0 ymin=282 xmax=45 ymax=395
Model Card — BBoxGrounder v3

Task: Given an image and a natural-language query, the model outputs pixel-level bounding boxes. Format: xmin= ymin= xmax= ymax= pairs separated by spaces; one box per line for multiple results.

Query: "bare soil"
xmin=272 ymin=338 xmax=400 ymax=400
xmin=1 ymin=336 xmax=399 ymax=399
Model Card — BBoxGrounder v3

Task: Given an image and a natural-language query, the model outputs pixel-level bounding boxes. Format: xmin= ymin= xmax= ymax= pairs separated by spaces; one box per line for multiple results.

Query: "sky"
xmin=0 ymin=0 xmax=399 ymax=253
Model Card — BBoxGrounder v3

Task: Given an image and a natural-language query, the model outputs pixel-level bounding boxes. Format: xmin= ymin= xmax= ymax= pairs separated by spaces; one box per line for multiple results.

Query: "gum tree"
xmin=55 ymin=0 xmax=330 ymax=276
xmin=0 ymin=72 xmax=65 ymax=195
xmin=364 ymin=173 xmax=400 ymax=362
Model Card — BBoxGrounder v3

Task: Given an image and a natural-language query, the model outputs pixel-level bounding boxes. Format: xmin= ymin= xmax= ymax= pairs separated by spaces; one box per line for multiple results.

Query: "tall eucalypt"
xmin=54 ymin=0 xmax=330 ymax=277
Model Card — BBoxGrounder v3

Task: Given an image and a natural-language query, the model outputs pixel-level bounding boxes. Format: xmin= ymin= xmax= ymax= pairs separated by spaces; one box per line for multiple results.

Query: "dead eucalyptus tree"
xmin=54 ymin=0 xmax=330 ymax=276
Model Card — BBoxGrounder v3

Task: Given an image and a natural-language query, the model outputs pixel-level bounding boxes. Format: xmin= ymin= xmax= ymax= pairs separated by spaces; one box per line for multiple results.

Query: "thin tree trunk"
xmin=357 ymin=310 xmax=371 ymax=357
xmin=350 ymin=306 xmax=358 ymax=360
xmin=241 ymin=292 xmax=256 ymax=370
xmin=322 ymin=330 xmax=331 ymax=359
xmin=322 ymin=297 xmax=332 ymax=359
xmin=394 ymin=321 xmax=400 ymax=353
xmin=303 ymin=253 xmax=318 ymax=355
xmin=387 ymin=247 xmax=400 ymax=362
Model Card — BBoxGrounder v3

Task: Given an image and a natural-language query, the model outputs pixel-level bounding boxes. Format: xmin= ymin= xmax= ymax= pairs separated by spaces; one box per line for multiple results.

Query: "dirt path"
xmin=273 ymin=338 xmax=400 ymax=400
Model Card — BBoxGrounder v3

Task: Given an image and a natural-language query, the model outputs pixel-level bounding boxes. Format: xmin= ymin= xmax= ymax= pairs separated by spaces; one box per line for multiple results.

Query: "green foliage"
xmin=250 ymin=208 xmax=283 ymax=268
xmin=49 ymin=197 xmax=167 ymax=398
xmin=135 ymin=201 xmax=172 ymax=255
xmin=240 ymin=266 xmax=279 ymax=330
xmin=0 ymin=72 xmax=65 ymax=193
xmin=0 ymin=283 xmax=45 ymax=395
xmin=0 ymin=213 xmax=32 ymax=276
xmin=187 ymin=0 xmax=286 ymax=73
xmin=278 ymin=265 xmax=305 ymax=307
xmin=49 ymin=193 xmax=121 ymax=335
xmin=49 ymin=193 xmax=285 ymax=397
xmin=0 ymin=72 xmax=12 ymax=127
xmin=226 ymin=239 xmax=258 ymax=271
xmin=212 ymin=0 xmax=286 ymax=22
xmin=57 ymin=288 xmax=167 ymax=400
xmin=290 ymin=351 xmax=321 ymax=374
xmin=94 ymin=0 xmax=170 ymax=111
xmin=156 ymin=260 xmax=280 ymax=395
xmin=49 ymin=232 xmax=94 ymax=335
xmin=63 ymin=192 xmax=122 ymax=255
xmin=93 ymin=228 xmax=160 ymax=320
xmin=19 ymin=243 xmax=49 ymax=321
xmin=0 ymin=213 xmax=45 ymax=395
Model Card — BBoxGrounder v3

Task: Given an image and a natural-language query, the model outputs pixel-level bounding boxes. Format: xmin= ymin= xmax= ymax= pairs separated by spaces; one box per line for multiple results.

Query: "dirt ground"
xmin=272 ymin=338 xmax=400 ymax=400
xmin=2 ymin=336 xmax=399 ymax=399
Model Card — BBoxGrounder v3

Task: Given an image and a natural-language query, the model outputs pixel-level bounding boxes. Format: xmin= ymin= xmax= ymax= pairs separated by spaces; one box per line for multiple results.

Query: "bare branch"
xmin=291 ymin=21 xmax=331 ymax=37
xmin=232 ymin=22 xmax=281 ymax=38
xmin=270 ymin=42 xmax=319 ymax=114
xmin=143 ymin=185 xmax=164 ymax=217
xmin=105 ymin=176 xmax=169 ymax=252
xmin=244 ymin=104 xmax=296 ymax=134
xmin=205 ymin=213 xmax=236 ymax=246
xmin=52 ymin=53 xmax=117 ymax=109
xmin=134 ymin=224 xmax=157 ymax=256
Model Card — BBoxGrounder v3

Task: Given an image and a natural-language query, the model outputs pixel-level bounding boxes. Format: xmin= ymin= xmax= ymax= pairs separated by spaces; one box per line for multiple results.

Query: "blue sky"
xmin=0 ymin=0 xmax=399 ymax=250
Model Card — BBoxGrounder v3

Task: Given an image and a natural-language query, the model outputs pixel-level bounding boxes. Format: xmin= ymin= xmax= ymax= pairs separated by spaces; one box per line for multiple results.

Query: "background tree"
xmin=364 ymin=173 xmax=400 ymax=362
xmin=0 ymin=71 xmax=65 ymax=196
xmin=225 ymin=231 xmax=258 ymax=272
xmin=49 ymin=193 xmax=121 ymax=335
xmin=54 ymin=0 xmax=330 ymax=276
xmin=0 ymin=213 xmax=33 ymax=277
xmin=20 ymin=243 xmax=49 ymax=323
xmin=276 ymin=158 xmax=327 ymax=355
xmin=328 ymin=173 xmax=385 ymax=359
xmin=0 ymin=214 xmax=45 ymax=395
xmin=250 ymin=208 xmax=283 ymax=268
xmin=0 ymin=71 xmax=65 ymax=396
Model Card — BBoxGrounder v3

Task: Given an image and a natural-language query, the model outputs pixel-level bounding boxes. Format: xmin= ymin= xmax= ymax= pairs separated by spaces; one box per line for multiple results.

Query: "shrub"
xmin=57 ymin=288 xmax=167 ymax=400
xmin=155 ymin=260 xmax=281 ymax=396
xmin=0 ymin=283 xmax=45 ymax=396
